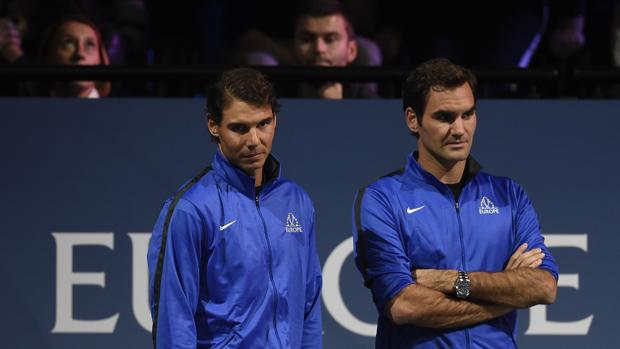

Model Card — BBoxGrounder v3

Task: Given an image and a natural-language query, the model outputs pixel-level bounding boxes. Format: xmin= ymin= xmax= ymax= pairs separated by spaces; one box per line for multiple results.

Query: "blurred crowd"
xmin=1 ymin=0 xmax=619 ymax=98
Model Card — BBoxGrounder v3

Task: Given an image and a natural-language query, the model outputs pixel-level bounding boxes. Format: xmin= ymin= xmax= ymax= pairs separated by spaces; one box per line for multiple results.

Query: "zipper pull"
xmin=255 ymin=194 xmax=259 ymax=206
xmin=455 ymin=202 xmax=460 ymax=212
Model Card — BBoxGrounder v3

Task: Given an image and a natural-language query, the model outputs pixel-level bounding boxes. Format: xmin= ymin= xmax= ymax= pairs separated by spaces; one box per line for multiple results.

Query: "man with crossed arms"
xmin=353 ymin=58 xmax=558 ymax=348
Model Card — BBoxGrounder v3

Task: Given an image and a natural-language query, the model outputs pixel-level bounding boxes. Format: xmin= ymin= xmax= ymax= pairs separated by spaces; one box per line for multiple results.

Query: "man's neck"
xmin=253 ymin=168 xmax=263 ymax=187
xmin=417 ymin=150 xmax=466 ymax=185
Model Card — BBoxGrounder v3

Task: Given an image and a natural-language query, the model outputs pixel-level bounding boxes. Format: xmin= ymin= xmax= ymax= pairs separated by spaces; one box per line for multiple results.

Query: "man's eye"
xmin=258 ymin=119 xmax=271 ymax=128
xmin=299 ymin=35 xmax=313 ymax=44
xmin=230 ymin=125 xmax=248 ymax=133
xmin=324 ymin=34 xmax=338 ymax=44
xmin=436 ymin=113 xmax=453 ymax=122
xmin=463 ymin=110 xmax=475 ymax=119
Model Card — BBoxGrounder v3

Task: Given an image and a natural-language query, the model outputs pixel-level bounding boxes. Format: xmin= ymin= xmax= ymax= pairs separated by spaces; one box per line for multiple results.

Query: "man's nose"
xmin=451 ymin=117 xmax=465 ymax=136
xmin=314 ymin=38 xmax=327 ymax=52
xmin=247 ymin=128 xmax=259 ymax=147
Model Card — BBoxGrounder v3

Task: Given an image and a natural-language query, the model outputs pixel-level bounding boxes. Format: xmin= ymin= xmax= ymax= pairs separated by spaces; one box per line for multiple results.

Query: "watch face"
xmin=455 ymin=279 xmax=470 ymax=298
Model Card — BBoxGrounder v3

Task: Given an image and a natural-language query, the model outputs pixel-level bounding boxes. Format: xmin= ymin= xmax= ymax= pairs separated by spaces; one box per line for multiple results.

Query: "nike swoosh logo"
xmin=407 ymin=206 xmax=425 ymax=214
xmin=219 ymin=220 xmax=237 ymax=231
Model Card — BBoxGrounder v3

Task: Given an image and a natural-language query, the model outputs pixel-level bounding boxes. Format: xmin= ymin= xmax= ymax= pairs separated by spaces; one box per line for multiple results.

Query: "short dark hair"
xmin=296 ymin=0 xmax=355 ymax=40
xmin=402 ymin=58 xmax=477 ymax=125
xmin=206 ymin=68 xmax=280 ymax=142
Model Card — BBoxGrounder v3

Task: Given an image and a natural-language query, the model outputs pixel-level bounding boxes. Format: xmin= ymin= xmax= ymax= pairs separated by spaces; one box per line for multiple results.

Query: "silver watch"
xmin=454 ymin=271 xmax=471 ymax=299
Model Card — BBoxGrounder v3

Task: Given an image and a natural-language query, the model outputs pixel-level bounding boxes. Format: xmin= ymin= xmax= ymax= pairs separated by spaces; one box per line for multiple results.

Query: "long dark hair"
xmin=38 ymin=14 xmax=111 ymax=96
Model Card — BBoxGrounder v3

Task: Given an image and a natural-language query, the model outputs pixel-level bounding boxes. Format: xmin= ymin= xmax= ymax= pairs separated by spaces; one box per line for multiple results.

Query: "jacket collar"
xmin=211 ymin=149 xmax=281 ymax=197
xmin=406 ymin=151 xmax=481 ymax=189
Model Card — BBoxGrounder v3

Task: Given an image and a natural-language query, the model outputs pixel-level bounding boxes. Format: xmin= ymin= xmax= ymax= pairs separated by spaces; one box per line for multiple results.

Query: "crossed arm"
xmin=387 ymin=243 xmax=557 ymax=328
xmin=387 ymin=283 xmax=512 ymax=328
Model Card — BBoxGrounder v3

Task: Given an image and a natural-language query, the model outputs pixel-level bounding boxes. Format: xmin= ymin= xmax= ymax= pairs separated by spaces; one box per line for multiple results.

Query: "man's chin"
xmin=239 ymin=160 xmax=265 ymax=175
xmin=311 ymin=61 xmax=332 ymax=67
xmin=449 ymin=154 xmax=470 ymax=162
xmin=441 ymin=149 xmax=470 ymax=162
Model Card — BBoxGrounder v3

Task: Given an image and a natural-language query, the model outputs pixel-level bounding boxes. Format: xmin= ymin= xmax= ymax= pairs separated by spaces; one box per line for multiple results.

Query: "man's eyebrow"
xmin=228 ymin=116 xmax=273 ymax=126
xmin=431 ymin=105 xmax=476 ymax=117
xmin=297 ymin=29 xmax=317 ymax=36
xmin=432 ymin=109 xmax=456 ymax=117
xmin=298 ymin=29 xmax=340 ymax=37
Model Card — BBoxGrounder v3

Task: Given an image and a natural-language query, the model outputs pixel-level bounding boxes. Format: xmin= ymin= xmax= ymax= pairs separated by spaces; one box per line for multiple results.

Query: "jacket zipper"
xmin=454 ymin=199 xmax=471 ymax=349
xmin=255 ymin=193 xmax=284 ymax=349
xmin=455 ymin=201 xmax=468 ymax=270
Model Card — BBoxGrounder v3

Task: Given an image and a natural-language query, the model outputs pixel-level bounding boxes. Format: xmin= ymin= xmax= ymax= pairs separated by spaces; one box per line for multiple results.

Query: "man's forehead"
xmin=221 ymin=99 xmax=273 ymax=123
xmin=425 ymin=84 xmax=475 ymax=111
xmin=296 ymin=14 xmax=347 ymax=34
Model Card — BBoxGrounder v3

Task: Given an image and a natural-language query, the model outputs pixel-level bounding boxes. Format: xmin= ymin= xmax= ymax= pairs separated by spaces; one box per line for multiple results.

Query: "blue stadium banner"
xmin=1 ymin=98 xmax=618 ymax=348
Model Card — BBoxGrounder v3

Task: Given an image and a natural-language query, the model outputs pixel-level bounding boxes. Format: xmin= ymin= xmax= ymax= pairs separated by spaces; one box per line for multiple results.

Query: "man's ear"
xmin=405 ymin=107 xmax=419 ymax=134
xmin=207 ymin=118 xmax=219 ymax=138
xmin=347 ymin=39 xmax=358 ymax=65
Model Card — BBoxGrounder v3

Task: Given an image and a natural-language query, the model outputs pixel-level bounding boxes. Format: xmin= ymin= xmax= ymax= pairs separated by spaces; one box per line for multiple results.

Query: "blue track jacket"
xmin=148 ymin=151 xmax=322 ymax=348
xmin=353 ymin=153 xmax=558 ymax=349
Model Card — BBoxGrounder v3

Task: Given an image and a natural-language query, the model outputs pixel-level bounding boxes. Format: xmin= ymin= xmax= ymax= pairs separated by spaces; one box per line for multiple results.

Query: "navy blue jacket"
xmin=353 ymin=154 xmax=558 ymax=348
xmin=148 ymin=151 xmax=322 ymax=348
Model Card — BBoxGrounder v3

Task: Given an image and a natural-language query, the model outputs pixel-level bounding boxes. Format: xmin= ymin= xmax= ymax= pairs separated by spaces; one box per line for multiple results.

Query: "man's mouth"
xmin=243 ymin=152 xmax=263 ymax=159
xmin=312 ymin=59 xmax=331 ymax=66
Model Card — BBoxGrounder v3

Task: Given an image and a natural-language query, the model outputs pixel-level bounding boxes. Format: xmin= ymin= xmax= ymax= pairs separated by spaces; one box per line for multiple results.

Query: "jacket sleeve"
xmin=352 ymin=187 xmax=414 ymax=314
xmin=148 ymin=198 xmax=206 ymax=349
xmin=302 ymin=206 xmax=323 ymax=349
xmin=511 ymin=182 xmax=559 ymax=280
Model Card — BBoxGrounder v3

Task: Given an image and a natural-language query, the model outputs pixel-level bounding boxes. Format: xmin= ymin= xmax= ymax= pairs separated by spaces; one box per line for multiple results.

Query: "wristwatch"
xmin=454 ymin=271 xmax=471 ymax=299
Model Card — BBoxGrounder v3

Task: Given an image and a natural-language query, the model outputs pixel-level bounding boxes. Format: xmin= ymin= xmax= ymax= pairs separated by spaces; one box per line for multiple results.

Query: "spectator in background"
xmin=293 ymin=0 xmax=378 ymax=98
xmin=235 ymin=0 xmax=380 ymax=99
xmin=530 ymin=0 xmax=620 ymax=96
xmin=0 ymin=16 xmax=26 ymax=95
xmin=0 ymin=17 xmax=23 ymax=64
xmin=39 ymin=15 xmax=110 ymax=98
